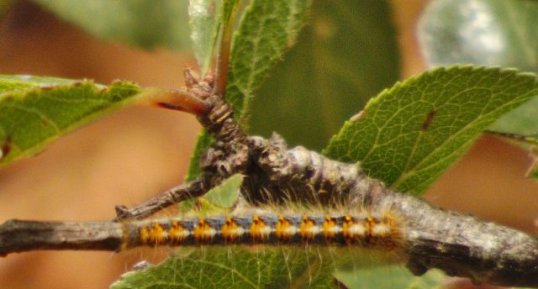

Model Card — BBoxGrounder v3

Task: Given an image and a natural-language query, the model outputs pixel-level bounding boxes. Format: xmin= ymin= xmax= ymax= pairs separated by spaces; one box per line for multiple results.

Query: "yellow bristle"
xmin=275 ymin=216 xmax=295 ymax=240
xmin=250 ymin=215 xmax=271 ymax=240
xmin=221 ymin=217 xmax=243 ymax=241
xmin=148 ymin=223 xmax=166 ymax=244
xmin=169 ymin=221 xmax=189 ymax=242
xmin=193 ymin=219 xmax=216 ymax=242
xmin=139 ymin=226 xmax=150 ymax=244
xmin=299 ymin=216 xmax=318 ymax=240
xmin=342 ymin=215 xmax=366 ymax=242
xmin=322 ymin=215 xmax=338 ymax=239
xmin=366 ymin=216 xmax=376 ymax=237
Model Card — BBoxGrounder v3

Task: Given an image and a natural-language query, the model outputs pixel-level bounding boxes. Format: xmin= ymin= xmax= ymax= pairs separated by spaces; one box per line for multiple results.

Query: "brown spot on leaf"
xmin=421 ymin=109 xmax=436 ymax=131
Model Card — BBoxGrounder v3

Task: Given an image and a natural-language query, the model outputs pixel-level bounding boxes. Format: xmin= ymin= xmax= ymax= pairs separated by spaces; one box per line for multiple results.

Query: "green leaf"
xmin=251 ymin=0 xmax=400 ymax=150
xmin=111 ymin=247 xmax=409 ymax=289
xmin=418 ymin=0 xmax=538 ymax=139
xmin=490 ymin=96 xmax=538 ymax=136
xmin=186 ymin=131 xmax=213 ymax=180
xmin=197 ymin=174 xmax=243 ymax=213
xmin=187 ymin=0 xmax=311 ymax=179
xmin=323 ymin=66 xmax=538 ymax=195
xmin=334 ymin=266 xmax=445 ymax=289
xmin=189 ymin=0 xmax=220 ymax=74
xmin=32 ymin=0 xmax=190 ymax=51
xmin=111 ymin=248 xmax=342 ymax=289
xmin=203 ymin=174 xmax=242 ymax=208
xmin=0 ymin=75 xmax=142 ymax=167
xmin=189 ymin=0 xmax=241 ymax=75
xmin=225 ymin=0 xmax=311 ymax=117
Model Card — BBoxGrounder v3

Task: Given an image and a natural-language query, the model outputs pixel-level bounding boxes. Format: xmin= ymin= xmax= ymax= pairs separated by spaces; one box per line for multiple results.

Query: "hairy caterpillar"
xmin=122 ymin=206 xmax=402 ymax=250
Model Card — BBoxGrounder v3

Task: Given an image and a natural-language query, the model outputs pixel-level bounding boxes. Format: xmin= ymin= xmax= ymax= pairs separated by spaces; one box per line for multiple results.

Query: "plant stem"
xmin=0 ymin=220 xmax=123 ymax=256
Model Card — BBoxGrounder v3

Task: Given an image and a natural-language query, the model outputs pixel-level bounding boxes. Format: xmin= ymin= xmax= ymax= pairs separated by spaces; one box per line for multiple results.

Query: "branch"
xmin=0 ymin=220 xmax=122 ymax=256
xmin=392 ymin=192 xmax=538 ymax=287
xmin=242 ymin=134 xmax=538 ymax=287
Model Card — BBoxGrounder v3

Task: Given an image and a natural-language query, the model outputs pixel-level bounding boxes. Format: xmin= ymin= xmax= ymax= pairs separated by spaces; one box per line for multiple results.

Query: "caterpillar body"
xmin=121 ymin=207 xmax=402 ymax=251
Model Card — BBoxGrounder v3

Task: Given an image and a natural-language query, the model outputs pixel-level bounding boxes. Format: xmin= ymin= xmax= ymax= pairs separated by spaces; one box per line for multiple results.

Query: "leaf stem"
xmin=212 ymin=2 xmax=239 ymax=96
xmin=148 ymin=88 xmax=211 ymax=115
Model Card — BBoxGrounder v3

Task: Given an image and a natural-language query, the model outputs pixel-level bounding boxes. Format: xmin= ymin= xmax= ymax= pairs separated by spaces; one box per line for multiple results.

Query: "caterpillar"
xmin=122 ymin=207 xmax=402 ymax=250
